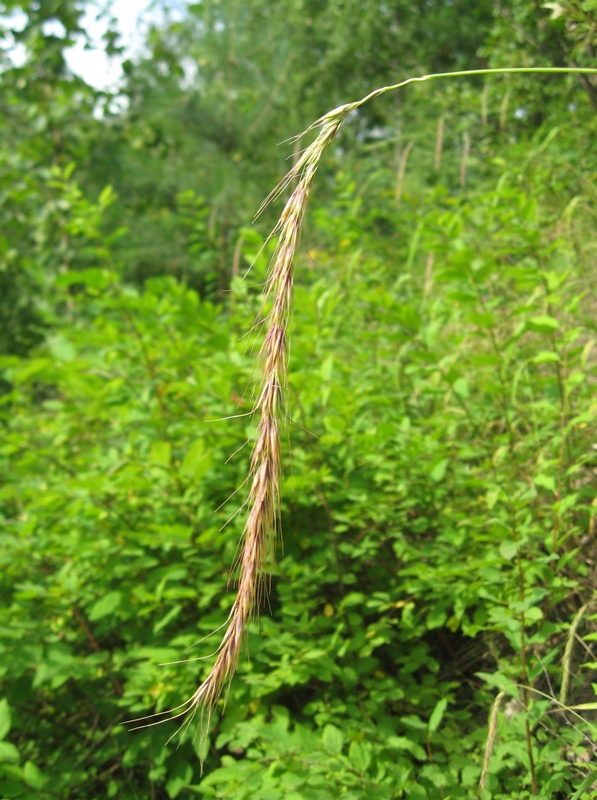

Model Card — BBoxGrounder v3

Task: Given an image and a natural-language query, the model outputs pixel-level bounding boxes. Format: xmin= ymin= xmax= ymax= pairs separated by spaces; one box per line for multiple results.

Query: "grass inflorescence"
xmin=130 ymin=65 xmax=597 ymax=758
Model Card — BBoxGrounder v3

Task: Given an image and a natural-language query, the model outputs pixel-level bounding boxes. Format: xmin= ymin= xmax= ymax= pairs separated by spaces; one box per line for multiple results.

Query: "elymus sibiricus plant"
xmin=129 ymin=66 xmax=597 ymax=756
xmin=128 ymin=102 xmax=355 ymax=748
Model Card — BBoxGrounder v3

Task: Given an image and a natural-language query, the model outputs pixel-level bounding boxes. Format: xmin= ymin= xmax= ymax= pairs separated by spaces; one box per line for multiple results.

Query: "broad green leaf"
xmin=0 ymin=741 xmax=19 ymax=763
xmin=567 ymin=370 xmax=585 ymax=389
xmin=323 ymin=415 xmax=346 ymax=435
xmin=166 ymin=760 xmax=193 ymax=798
xmin=98 ymin=185 xmax=116 ymax=207
xmin=387 ymin=736 xmax=427 ymax=761
xmin=453 ymin=378 xmax=469 ymax=398
xmin=430 ymin=459 xmax=448 ymax=483
xmin=531 ymin=350 xmax=560 ymax=363
xmin=466 ymin=311 xmax=496 ymax=329
xmin=321 ymin=356 xmax=334 ymax=382
xmin=525 ymin=606 xmax=543 ymax=623
xmin=554 ymin=493 xmax=579 ymax=515
xmin=427 ymin=608 xmax=447 ymax=629
xmin=23 ymin=761 xmax=46 ymax=790
xmin=0 ymin=774 xmax=26 ymax=797
xmin=396 ymin=304 xmax=422 ymax=332
xmin=470 ymin=354 xmax=501 ymax=366
xmin=322 ymin=724 xmax=343 ymax=754
xmin=54 ymin=268 xmax=110 ymax=289
xmin=151 ymin=441 xmax=171 ymax=466
xmin=13 ymin=358 xmax=51 ymax=383
xmin=534 ymin=474 xmax=556 ymax=493
xmin=486 ymin=488 xmax=500 ymax=509
xmin=526 ymin=316 xmax=560 ymax=334
xmin=47 ymin=335 xmax=76 ymax=362
xmin=499 ymin=541 xmax=519 ymax=561
xmin=88 ymin=591 xmax=123 ymax=621
xmin=180 ymin=440 xmax=211 ymax=481
xmin=348 ymin=741 xmax=371 ymax=772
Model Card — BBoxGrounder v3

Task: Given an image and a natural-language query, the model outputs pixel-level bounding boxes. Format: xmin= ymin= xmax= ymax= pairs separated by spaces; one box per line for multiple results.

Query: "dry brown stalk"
xmin=478 ymin=691 xmax=505 ymax=795
xmin=500 ymin=88 xmax=511 ymax=131
xmin=460 ymin=131 xmax=471 ymax=189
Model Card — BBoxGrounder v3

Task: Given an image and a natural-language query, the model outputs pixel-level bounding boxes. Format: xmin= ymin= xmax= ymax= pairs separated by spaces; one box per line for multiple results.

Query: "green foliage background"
xmin=0 ymin=1 xmax=596 ymax=798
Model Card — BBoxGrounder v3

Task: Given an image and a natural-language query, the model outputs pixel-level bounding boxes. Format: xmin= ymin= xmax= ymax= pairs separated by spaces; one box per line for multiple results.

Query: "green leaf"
xmin=348 ymin=741 xmax=371 ymax=772
xmin=387 ymin=736 xmax=427 ymax=761
xmin=0 ymin=700 xmax=10 ymax=741
xmin=322 ymin=724 xmax=344 ymax=754
xmin=46 ymin=335 xmax=76 ymax=362
xmin=323 ymin=415 xmax=347 ymax=435
xmin=153 ymin=605 xmax=182 ymax=634
xmin=554 ymin=493 xmax=579 ymax=515
xmin=486 ymin=488 xmax=500 ymax=509
xmin=466 ymin=311 xmax=496 ymax=329
xmin=151 ymin=441 xmax=171 ymax=466
xmin=430 ymin=459 xmax=448 ymax=483
xmin=321 ymin=356 xmax=334 ymax=382
xmin=525 ymin=606 xmax=543 ymax=623
xmin=54 ymin=268 xmax=110 ymax=289
xmin=534 ymin=474 xmax=556 ymax=493
xmin=526 ymin=316 xmax=560 ymax=334
xmin=396 ymin=304 xmax=422 ymax=332
xmin=570 ymin=770 xmax=597 ymax=800
xmin=166 ymin=760 xmax=193 ymax=798
xmin=13 ymin=358 xmax=51 ymax=383
xmin=499 ymin=541 xmax=519 ymax=561
xmin=453 ymin=379 xmax=469 ymax=399
xmin=88 ymin=591 xmax=122 ymax=621
xmin=428 ymin=698 xmax=448 ymax=733
xmin=180 ymin=440 xmax=211 ymax=481
xmin=567 ymin=370 xmax=585 ymax=389
xmin=98 ymin=185 xmax=116 ymax=207
xmin=0 ymin=774 xmax=26 ymax=798
xmin=476 ymin=672 xmax=516 ymax=692
xmin=0 ymin=741 xmax=19 ymax=763
xmin=23 ymin=761 xmax=45 ymax=790
xmin=427 ymin=608 xmax=447 ymax=629
xmin=531 ymin=350 xmax=560 ymax=363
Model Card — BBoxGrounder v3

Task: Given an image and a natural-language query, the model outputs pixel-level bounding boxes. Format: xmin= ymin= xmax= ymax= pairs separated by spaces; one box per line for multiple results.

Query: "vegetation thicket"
xmin=0 ymin=1 xmax=596 ymax=799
